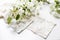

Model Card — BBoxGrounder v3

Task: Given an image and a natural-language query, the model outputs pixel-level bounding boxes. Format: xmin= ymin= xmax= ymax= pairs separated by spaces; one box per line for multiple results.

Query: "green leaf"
xmin=7 ymin=16 xmax=12 ymax=24
xmin=16 ymin=14 xmax=20 ymax=20
xmin=46 ymin=1 xmax=50 ymax=4
xmin=29 ymin=0 xmax=31 ymax=2
xmin=55 ymin=4 xmax=60 ymax=8
xmin=42 ymin=0 xmax=47 ymax=2
xmin=23 ymin=6 xmax=27 ymax=11
xmin=27 ymin=9 xmax=31 ymax=13
xmin=22 ymin=13 xmax=26 ymax=18
xmin=37 ymin=0 xmax=41 ymax=2
xmin=56 ymin=10 xmax=60 ymax=14
xmin=12 ymin=6 xmax=19 ymax=12
xmin=55 ymin=0 xmax=59 ymax=4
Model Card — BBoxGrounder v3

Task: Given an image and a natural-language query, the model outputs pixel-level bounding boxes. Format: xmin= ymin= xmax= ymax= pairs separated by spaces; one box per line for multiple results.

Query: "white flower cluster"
xmin=6 ymin=0 xmax=41 ymax=24
xmin=50 ymin=0 xmax=60 ymax=18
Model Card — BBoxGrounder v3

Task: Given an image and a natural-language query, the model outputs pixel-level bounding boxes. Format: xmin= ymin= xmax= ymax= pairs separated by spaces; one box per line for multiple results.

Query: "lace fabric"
xmin=28 ymin=17 xmax=56 ymax=39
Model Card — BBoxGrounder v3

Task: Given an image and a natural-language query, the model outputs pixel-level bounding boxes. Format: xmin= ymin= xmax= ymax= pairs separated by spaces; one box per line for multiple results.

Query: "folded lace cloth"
xmin=28 ymin=17 xmax=56 ymax=39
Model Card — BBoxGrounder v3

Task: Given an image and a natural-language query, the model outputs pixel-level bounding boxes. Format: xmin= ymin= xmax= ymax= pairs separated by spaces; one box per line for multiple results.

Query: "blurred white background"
xmin=0 ymin=0 xmax=60 ymax=40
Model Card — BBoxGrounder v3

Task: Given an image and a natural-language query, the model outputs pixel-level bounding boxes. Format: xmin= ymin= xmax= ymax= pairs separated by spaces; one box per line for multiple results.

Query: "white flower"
xmin=18 ymin=8 xmax=24 ymax=15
